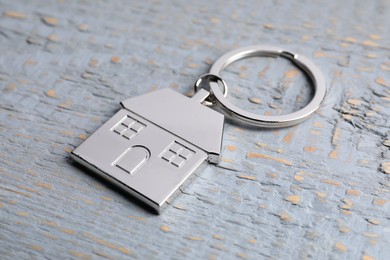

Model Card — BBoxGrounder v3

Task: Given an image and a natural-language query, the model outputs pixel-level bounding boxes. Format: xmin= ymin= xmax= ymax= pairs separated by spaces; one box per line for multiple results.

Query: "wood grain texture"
xmin=1 ymin=0 xmax=389 ymax=259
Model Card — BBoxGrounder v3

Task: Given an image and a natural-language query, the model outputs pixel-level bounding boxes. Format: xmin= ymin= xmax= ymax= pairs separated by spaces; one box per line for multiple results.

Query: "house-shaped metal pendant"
xmin=71 ymin=88 xmax=224 ymax=212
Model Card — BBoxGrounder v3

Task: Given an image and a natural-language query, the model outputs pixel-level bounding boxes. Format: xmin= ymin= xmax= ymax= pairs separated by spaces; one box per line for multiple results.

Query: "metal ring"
xmin=194 ymin=73 xmax=228 ymax=106
xmin=209 ymin=45 xmax=327 ymax=128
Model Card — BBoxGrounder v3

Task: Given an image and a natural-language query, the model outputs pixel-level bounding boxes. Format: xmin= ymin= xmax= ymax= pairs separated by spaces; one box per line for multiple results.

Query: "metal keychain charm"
xmin=71 ymin=45 xmax=326 ymax=213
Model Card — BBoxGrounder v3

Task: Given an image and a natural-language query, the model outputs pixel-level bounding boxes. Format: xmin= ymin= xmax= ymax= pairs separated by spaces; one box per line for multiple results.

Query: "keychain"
xmin=71 ymin=45 xmax=326 ymax=213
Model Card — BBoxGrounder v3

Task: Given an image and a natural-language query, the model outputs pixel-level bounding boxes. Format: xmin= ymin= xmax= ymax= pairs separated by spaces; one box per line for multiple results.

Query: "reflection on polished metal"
xmin=72 ymin=89 xmax=224 ymax=213
xmin=193 ymin=73 xmax=228 ymax=106
xmin=208 ymin=45 xmax=327 ymax=128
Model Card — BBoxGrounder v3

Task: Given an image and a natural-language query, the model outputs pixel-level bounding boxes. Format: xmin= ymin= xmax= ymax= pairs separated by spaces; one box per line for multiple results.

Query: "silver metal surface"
xmin=208 ymin=45 xmax=327 ymax=127
xmin=193 ymin=73 xmax=228 ymax=106
xmin=72 ymin=88 xmax=224 ymax=212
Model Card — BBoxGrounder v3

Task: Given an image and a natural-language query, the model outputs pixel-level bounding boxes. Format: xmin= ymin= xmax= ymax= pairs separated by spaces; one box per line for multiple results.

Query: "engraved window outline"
xmin=111 ymin=115 xmax=146 ymax=140
xmin=160 ymin=141 xmax=195 ymax=168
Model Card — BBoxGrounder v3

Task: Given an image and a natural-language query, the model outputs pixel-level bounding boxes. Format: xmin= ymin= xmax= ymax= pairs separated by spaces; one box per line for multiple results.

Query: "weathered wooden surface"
xmin=1 ymin=0 xmax=389 ymax=259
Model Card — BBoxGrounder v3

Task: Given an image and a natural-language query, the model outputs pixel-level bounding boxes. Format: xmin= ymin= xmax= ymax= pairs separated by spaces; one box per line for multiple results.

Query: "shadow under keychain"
xmin=71 ymin=45 xmax=326 ymax=213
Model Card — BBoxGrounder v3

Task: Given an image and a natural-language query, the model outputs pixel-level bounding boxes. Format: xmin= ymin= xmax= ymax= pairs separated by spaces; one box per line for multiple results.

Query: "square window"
xmin=169 ymin=142 xmax=183 ymax=154
xmin=122 ymin=129 xmax=136 ymax=140
xmin=121 ymin=116 xmax=135 ymax=127
xmin=162 ymin=151 xmax=176 ymax=162
xmin=171 ymin=157 xmax=185 ymax=167
xmin=130 ymin=122 xmax=145 ymax=133
xmin=113 ymin=124 xmax=127 ymax=134
xmin=179 ymin=148 xmax=193 ymax=159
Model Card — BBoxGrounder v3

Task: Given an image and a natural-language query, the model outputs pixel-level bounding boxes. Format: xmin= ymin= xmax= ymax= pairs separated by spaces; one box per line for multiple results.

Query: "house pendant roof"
xmin=121 ymin=88 xmax=224 ymax=157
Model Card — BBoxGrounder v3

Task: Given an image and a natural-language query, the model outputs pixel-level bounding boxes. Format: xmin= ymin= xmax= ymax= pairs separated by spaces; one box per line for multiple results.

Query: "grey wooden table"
xmin=1 ymin=0 xmax=389 ymax=259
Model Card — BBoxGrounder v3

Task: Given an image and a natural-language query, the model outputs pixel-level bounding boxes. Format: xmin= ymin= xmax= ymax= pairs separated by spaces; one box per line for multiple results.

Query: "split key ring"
xmin=194 ymin=45 xmax=327 ymax=128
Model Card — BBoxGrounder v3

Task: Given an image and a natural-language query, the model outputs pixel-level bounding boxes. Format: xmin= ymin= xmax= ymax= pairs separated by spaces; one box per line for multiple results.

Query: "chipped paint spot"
xmin=47 ymin=34 xmax=58 ymax=42
xmin=239 ymin=73 xmax=248 ymax=79
xmin=294 ymin=175 xmax=304 ymax=181
xmin=36 ymin=182 xmax=52 ymax=189
xmin=284 ymin=69 xmax=299 ymax=78
xmin=334 ymin=242 xmax=347 ymax=252
xmin=226 ymin=145 xmax=237 ymax=151
xmin=344 ymin=36 xmax=357 ymax=43
xmin=369 ymin=34 xmax=381 ymax=40
xmin=248 ymin=97 xmax=262 ymax=104
xmin=237 ymin=175 xmax=256 ymax=181
xmin=60 ymin=131 xmax=72 ymax=136
xmin=304 ymin=146 xmax=317 ymax=152
xmin=128 ymin=215 xmax=145 ymax=221
xmin=347 ymin=99 xmax=362 ymax=106
xmin=0 ymin=202 xmax=3 ymax=208
xmin=366 ymin=219 xmax=380 ymax=225
xmin=375 ymin=77 xmax=389 ymax=87
xmin=64 ymin=147 xmax=72 ymax=153
xmin=45 ymin=221 xmax=58 ymax=227
xmin=187 ymin=63 xmax=199 ymax=68
xmin=381 ymin=62 xmax=390 ymax=71
xmin=342 ymin=198 xmax=352 ymax=206
xmin=363 ymin=233 xmax=379 ymax=238
xmin=278 ymin=212 xmax=292 ymax=222
xmin=60 ymin=228 xmax=77 ymax=235
xmin=160 ymin=225 xmax=170 ymax=232
xmin=247 ymin=152 xmax=292 ymax=166
xmin=68 ymin=250 xmax=91 ymax=260
xmin=362 ymin=254 xmax=375 ymax=260
xmin=221 ymin=157 xmax=234 ymax=163
xmin=236 ymin=253 xmax=248 ymax=259
xmin=381 ymin=162 xmax=390 ymax=174
xmin=263 ymin=24 xmax=274 ymax=29
xmin=46 ymin=89 xmax=57 ymax=98
xmin=247 ymin=239 xmax=256 ymax=244
xmin=78 ymin=24 xmax=89 ymax=32
xmin=339 ymin=226 xmax=351 ymax=233
xmin=209 ymin=17 xmax=220 ymax=24
xmin=111 ymin=56 xmax=121 ymax=63
xmin=340 ymin=210 xmax=352 ymax=215
xmin=101 ymin=196 xmax=112 ymax=201
xmin=316 ymin=192 xmax=326 ymax=198
xmin=283 ymin=131 xmax=294 ymax=143
xmin=29 ymin=244 xmax=44 ymax=252
xmin=4 ymin=83 xmax=17 ymax=92
xmin=186 ymin=236 xmax=204 ymax=241
xmin=255 ymin=142 xmax=283 ymax=153
xmin=16 ymin=211 xmax=29 ymax=217
xmin=83 ymin=233 xmax=133 ymax=255
xmin=362 ymin=40 xmax=378 ymax=47
xmin=329 ymin=150 xmax=338 ymax=159
xmin=4 ymin=11 xmax=27 ymax=19
xmin=78 ymin=134 xmax=88 ymax=140
xmin=42 ymin=16 xmax=58 ymax=26
xmin=267 ymin=172 xmax=278 ymax=178
xmin=259 ymin=204 xmax=267 ymax=209
xmin=173 ymin=204 xmax=186 ymax=210
xmin=285 ymin=195 xmax=301 ymax=205
xmin=321 ymin=179 xmax=341 ymax=187
xmin=372 ymin=198 xmax=388 ymax=206
xmin=346 ymin=189 xmax=361 ymax=196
